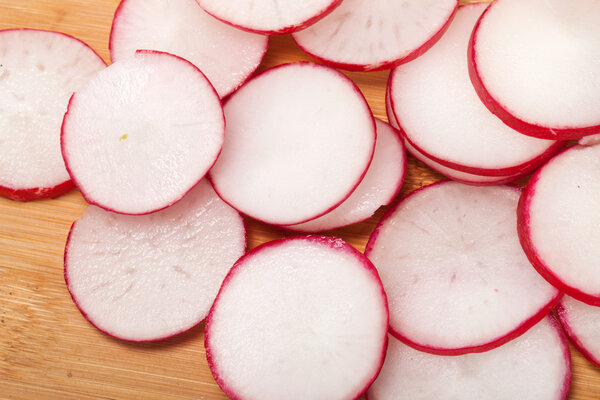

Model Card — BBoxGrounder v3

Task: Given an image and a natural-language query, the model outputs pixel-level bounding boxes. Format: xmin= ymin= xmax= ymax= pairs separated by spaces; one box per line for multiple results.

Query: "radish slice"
xmin=293 ymin=0 xmax=457 ymax=71
xmin=518 ymin=142 xmax=600 ymax=305
xmin=195 ymin=0 xmax=342 ymax=35
xmin=64 ymin=179 xmax=246 ymax=342
xmin=388 ymin=4 xmax=562 ymax=176
xmin=205 ymin=236 xmax=388 ymax=400
xmin=469 ymin=0 xmax=600 ymax=140
xmin=557 ymin=295 xmax=600 ymax=368
xmin=62 ymin=50 xmax=224 ymax=215
xmin=209 ymin=62 xmax=375 ymax=226
xmin=284 ymin=119 xmax=406 ymax=232
xmin=110 ymin=0 xmax=268 ymax=98
xmin=366 ymin=317 xmax=571 ymax=400
xmin=0 ymin=29 xmax=105 ymax=201
xmin=365 ymin=181 xmax=560 ymax=355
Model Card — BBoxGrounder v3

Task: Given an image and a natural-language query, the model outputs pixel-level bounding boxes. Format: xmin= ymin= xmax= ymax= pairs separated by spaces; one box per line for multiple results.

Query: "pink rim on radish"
xmin=64 ymin=179 xmax=246 ymax=342
xmin=0 ymin=29 xmax=105 ymax=201
xmin=61 ymin=50 xmax=224 ymax=215
xmin=557 ymin=295 xmax=600 ymax=369
xmin=365 ymin=181 xmax=561 ymax=355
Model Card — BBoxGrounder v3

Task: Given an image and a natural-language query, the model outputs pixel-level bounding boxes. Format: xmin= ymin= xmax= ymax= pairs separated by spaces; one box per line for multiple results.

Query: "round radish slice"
xmin=62 ymin=50 xmax=224 ymax=215
xmin=557 ymin=295 xmax=600 ymax=368
xmin=366 ymin=317 xmax=571 ymax=400
xmin=388 ymin=3 xmax=562 ymax=176
xmin=292 ymin=0 xmax=457 ymax=71
xmin=365 ymin=181 xmax=560 ymax=355
xmin=518 ymin=142 xmax=600 ymax=306
xmin=195 ymin=0 xmax=342 ymax=35
xmin=205 ymin=236 xmax=388 ymax=400
xmin=110 ymin=0 xmax=268 ymax=98
xmin=469 ymin=0 xmax=600 ymax=140
xmin=64 ymin=179 xmax=245 ymax=342
xmin=284 ymin=119 xmax=406 ymax=232
xmin=0 ymin=29 xmax=105 ymax=201
xmin=209 ymin=62 xmax=375 ymax=226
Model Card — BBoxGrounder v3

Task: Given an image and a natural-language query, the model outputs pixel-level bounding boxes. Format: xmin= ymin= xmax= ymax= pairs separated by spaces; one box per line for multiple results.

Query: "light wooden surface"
xmin=0 ymin=1 xmax=598 ymax=399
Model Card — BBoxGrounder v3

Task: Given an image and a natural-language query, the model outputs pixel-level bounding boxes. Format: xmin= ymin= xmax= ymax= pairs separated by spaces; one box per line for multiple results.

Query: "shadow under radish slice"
xmin=469 ymin=0 xmax=600 ymax=140
xmin=64 ymin=179 xmax=246 ymax=342
xmin=61 ymin=50 xmax=224 ymax=215
xmin=0 ymin=29 xmax=105 ymax=201
xmin=365 ymin=181 xmax=561 ymax=355
xmin=110 ymin=0 xmax=268 ymax=98
xmin=366 ymin=317 xmax=571 ymax=400
xmin=209 ymin=62 xmax=376 ymax=226
xmin=556 ymin=296 xmax=600 ymax=368
xmin=205 ymin=236 xmax=388 ymax=400
xmin=292 ymin=0 xmax=458 ymax=71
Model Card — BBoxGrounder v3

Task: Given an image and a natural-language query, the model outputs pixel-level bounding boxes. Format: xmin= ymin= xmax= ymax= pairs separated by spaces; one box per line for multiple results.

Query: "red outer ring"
xmin=556 ymin=300 xmax=600 ymax=369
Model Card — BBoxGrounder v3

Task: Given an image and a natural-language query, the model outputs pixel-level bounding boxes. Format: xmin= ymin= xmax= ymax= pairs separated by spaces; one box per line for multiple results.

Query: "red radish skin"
xmin=557 ymin=296 xmax=600 ymax=369
xmin=0 ymin=180 xmax=75 ymax=202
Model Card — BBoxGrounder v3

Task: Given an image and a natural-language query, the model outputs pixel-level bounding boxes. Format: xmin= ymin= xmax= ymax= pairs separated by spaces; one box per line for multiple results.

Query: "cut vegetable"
xmin=469 ymin=0 xmax=600 ymax=139
xmin=62 ymin=50 xmax=224 ymax=215
xmin=210 ymin=62 xmax=375 ymax=226
xmin=205 ymin=236 xmax=388 ymax=400
xmin=0 ymin=29 xmax=105 ymax=201
xmin=110 ymin=0 xmax=268 ymax=98
xmin=367 ymin=317 xmax=571 ymax=400
xmin=366 ymin=181 xmax=560 ymax=355
xmin=64 ymin=179 xmax=245 ymax=342
xmin=557 ymin=295 xmax=600 ymax=368
xmin=293 ymin=0 xmax=457 ymax=71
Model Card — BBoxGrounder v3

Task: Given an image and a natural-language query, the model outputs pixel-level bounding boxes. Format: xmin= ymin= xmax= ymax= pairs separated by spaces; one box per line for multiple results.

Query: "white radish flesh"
xmin=557 ymin=295 xmax=600 ymax=368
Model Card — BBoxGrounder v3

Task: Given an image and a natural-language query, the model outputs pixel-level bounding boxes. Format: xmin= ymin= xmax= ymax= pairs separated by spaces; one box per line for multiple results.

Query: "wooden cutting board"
xmin=1 ymin=1 xmax=598 ymax=399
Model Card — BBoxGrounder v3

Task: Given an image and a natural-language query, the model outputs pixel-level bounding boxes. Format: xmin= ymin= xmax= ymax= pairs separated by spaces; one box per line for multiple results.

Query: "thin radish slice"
xmin=209 ymin=62 xmax=375 ymax=226
xmin=110 ymin=0 xmax=268 ymax=98
xmin=293 ymin=0 xmax=457 ymax=71
xmin=64 ymin=179 xmax=245 ymax=342
xmin=62 ymin=50 xmax=224 ymax=215
xmin=195 ymin=0 xmax=342 ymax=35
xmin=557 ymin=295 xmax=600 ymax=368
xmin=365 ymin=181 xmax=560 ymax=355
xmin=366 ymin=317 xmax=571 ymax=400
xmin=469 ymin=0 xmax=600 ymax=140
xmin=518 ymin=142 xmax=600 ymax=306
xmin=0 ymin=29 xmax=105 ymax=201
xmin=388 ymin=4 xmax=562 ymax=176
xmin=284 ymin=119 xmax=405 ymax=232
xmin=205 ymin=236 xmax=388 ymax=400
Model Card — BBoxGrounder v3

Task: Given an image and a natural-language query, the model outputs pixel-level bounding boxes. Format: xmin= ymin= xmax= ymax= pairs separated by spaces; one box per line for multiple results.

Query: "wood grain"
xmin=0 ymin=1 xmax=598 ymax=399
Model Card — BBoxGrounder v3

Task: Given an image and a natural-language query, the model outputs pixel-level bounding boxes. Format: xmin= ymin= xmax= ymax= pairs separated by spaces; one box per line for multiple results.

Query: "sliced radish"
xmin=110 ymin=0 xmax=268 ymax=98
xmin=205 ymin=236 xmax=388 ymax=400
xmin=0 ymin=29 xmax=105 ymax=201
xmin=557 ymin=295 xmax=600 ymax=368
xmin=64 ymin=179 xmax=245 ymax=342
xmin=469 ymin=0 xmax=600 ymax=140
xmin=195 ymin=0 xmax=342 ymax=35
xmin=293 ymin=0 xmax=457 ymax=71
xmin=284 ymin=119 xmax=405 ymax=232
xmin=367 ymin=317 xmax=571 ymax=400
xmin=365 ymin=181 xmax=560 ymax=355
xmin=388 ymin=3 xmax=562 ymax=176
xmin=209 ymin=62 xmax=375 ymax=226
xmin=518 ymin=142 xmax=600 ymax=305
xmin=62 ymin=50 xmax=224 ymax=215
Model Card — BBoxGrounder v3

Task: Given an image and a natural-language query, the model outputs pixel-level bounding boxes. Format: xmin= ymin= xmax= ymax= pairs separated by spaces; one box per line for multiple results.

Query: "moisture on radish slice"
xmin=388 ymin=3 xmax=562 ymax=177
xmin=0 ymin=29 xmax=105 ymax=201
xmin=366 ymin=317 xmax=571 ymax=400
xmin=195 ymin=0 xmax=342 ymax=34
xmin=205 ymin=236 xmax=388 ymax=400
xmin=110 ymin=0 xmax=268 ymax=98
xmin=284 ymin=119 xmax=406 ymax=233
xmin=557 ymin=295 xmax=600 ymax=369
xmin=61 ymin=50 xmax=224 ymax=215
xmin=365 ymin=181 xmax=561 ymax=355
xmin=209 ymin=62 xmax=375 ymax=226
xmin=64 ymin=179 xmax=246 ymax=342
xmin=469 ymin=0 xmax=600 ymax=140
xmin=292 ymin=0 xmax=458 ymax=71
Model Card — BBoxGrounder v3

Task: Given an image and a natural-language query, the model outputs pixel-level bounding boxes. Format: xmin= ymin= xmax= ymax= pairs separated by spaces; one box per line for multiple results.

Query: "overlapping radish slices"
xmin=0 ymin=29 xmax=105 ymax=201
xmin=557 ymin=296 xmax=600 ymax=368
